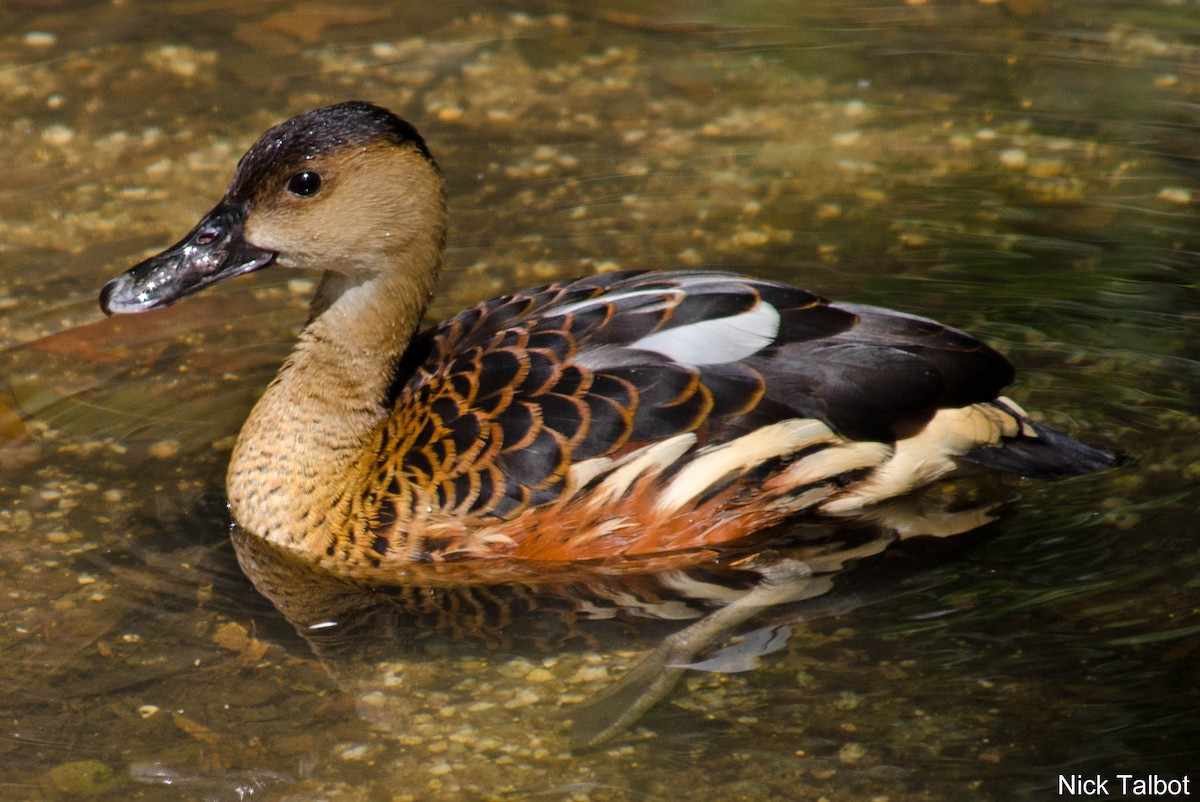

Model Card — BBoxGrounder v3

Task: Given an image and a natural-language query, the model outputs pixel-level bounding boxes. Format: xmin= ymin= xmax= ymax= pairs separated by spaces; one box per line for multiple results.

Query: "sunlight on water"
xmin=1 ymin=1 xmax=1197 ymax=799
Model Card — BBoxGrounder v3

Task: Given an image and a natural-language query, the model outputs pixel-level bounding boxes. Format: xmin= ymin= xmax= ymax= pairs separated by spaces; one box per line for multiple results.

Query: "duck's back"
xmin=341 ymin=270 xmax=1107 ymax=565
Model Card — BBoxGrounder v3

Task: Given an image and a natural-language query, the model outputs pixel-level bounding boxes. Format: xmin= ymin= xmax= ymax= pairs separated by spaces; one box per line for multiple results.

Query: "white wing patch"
xmin=630 ymin=302 xmax=781 ymax=366
xmin=556 ymin=287 xmax=683 ymax=316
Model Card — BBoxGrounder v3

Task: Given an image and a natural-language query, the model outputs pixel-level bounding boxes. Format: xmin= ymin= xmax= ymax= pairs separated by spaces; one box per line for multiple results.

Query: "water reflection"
xmin=1 ymin=0 xmax=1198 ymax=799
xmin=228 ymin=483 xmax=1008 ymax=751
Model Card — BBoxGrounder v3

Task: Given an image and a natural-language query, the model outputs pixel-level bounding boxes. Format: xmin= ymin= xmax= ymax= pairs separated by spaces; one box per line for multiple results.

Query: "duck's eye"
xmin=286 ymin=170 xmax=322 ymax=197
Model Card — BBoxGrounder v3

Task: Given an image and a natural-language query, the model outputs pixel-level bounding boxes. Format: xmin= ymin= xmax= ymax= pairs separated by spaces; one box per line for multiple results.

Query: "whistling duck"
xmin=99 ymin=101 xmax=1113 ymax=577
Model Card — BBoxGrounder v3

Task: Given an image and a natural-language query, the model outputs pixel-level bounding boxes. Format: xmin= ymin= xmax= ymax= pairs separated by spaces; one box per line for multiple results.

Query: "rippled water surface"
xmin=1 ymin=1 xmax=1198 ymax=800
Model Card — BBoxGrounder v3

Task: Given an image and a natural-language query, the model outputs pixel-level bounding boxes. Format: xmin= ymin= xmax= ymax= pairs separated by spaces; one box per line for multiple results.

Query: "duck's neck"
xmin=227 ymin=246 xmax=440 ymax=556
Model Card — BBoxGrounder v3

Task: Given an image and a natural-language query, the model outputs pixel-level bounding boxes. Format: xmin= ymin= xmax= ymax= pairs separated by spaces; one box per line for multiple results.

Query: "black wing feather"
xmin=378 ymin=270 xmax=1037 ymax=522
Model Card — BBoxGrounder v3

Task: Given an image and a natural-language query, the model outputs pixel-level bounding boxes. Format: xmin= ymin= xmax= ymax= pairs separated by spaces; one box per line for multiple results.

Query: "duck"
xmin=99 ymin=101 xmax=1114 ymax=581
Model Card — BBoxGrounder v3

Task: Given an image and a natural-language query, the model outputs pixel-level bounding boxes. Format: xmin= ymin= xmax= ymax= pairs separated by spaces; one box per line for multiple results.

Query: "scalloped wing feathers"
xmin=356 ymin=270 xmax=1060 ymax=560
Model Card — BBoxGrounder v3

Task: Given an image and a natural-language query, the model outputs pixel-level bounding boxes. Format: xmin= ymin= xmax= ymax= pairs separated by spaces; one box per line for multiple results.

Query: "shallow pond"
xmin=1 ymin=1 xmax=1198 ymax=800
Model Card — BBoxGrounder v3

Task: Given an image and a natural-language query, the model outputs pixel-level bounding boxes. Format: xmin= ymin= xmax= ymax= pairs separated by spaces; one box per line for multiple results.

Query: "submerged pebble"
xmin=1158 ymin=187 xmax=1192 ymax=204
xmin=23 ymin=31 xmax=58 ymax=48
xmin=44 ymin=760 xmax=124 ymax=795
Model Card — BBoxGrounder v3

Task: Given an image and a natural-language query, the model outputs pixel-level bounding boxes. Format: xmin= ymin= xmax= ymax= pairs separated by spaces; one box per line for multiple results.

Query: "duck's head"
xmin=100 ymin=101 xmax=444 ymax=315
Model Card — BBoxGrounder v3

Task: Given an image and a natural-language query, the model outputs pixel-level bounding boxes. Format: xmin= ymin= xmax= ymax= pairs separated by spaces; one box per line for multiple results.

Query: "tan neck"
xmin=226 ymin=237 xmax=441 ymax=555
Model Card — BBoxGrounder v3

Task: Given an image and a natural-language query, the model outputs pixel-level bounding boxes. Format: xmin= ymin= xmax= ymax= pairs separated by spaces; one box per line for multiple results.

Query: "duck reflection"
xmin=230 ymin=482 xmax=1004 ymax=749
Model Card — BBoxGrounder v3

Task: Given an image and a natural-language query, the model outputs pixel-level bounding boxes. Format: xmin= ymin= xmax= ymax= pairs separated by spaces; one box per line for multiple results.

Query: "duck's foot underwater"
xmin=567 ymin=557 xmax=823 ymax=750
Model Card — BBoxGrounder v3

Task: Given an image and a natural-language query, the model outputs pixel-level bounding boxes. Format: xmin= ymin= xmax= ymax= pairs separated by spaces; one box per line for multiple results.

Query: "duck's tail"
xmin=961 ymin=405 xmax=1118 ymax=479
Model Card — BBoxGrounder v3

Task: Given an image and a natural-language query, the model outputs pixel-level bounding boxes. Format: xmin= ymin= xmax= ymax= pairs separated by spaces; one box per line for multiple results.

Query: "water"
xmin=1 ymin=1 xmax=1197 ymax=799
